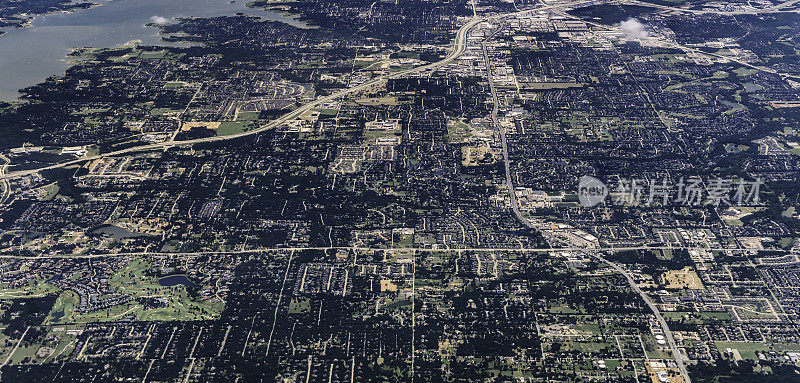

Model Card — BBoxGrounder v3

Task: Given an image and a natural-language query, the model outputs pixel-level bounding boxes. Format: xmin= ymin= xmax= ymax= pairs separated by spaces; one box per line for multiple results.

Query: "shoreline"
xmin=0 ymin=0 xmax=310 ymax=102
xmin=0 ymin=1 xmax=104 ymax=36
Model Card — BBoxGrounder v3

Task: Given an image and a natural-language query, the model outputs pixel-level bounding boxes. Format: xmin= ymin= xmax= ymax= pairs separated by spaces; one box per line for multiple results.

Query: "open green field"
xmin=715 ymin=341 xmax=800 ymax=360
xmin=42 ymin=258 xmax=224 ymax=324
xmin=216 ymin=121 xmax=251 ymax=136
xmin=4 ymin=325 xmax=83 ymax=365
xmin=0 ymin=279 xmax=60 ymax=300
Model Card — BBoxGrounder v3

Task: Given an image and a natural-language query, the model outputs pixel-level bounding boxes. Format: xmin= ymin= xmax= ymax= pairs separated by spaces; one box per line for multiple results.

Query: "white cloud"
xmin=150 ymin=15 xmax=171 ymax=26
xmin=620 ymin=18 xmax=647 ymax=42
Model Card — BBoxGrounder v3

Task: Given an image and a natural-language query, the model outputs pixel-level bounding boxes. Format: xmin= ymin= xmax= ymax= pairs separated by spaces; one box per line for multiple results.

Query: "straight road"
xmin=595 ymin=253 xmax=693 ymax=382
xmin=0 ymin=245 xmax=776 ymax=259
xmin=479 ymin=17 xmax=693 ymax=383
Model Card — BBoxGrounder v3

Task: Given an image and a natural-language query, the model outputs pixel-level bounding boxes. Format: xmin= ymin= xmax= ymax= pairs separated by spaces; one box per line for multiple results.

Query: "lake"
xmin=91 ymin=224 xmax=149 ymax=239
xmin=158 ymin=274 xmax=198 ymax=288
xmin=0 ymin=0 xmax=307 ymax=100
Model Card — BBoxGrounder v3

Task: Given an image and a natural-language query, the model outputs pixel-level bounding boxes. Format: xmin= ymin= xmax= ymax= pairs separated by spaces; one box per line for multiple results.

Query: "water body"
xmin=0 ymin=0 xmax=307 ymax=100
xmin=91 ymin=224 xmax=148 ymax=239
xmin=158 ymin=274 xmax=198 ymax=288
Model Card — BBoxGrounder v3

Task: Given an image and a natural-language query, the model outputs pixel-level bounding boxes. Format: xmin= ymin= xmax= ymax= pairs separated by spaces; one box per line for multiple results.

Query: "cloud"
xmin=149 ymin=15 xmax=170 ymax=26
xmin=620 ymin=18 xmax=647 ymax=41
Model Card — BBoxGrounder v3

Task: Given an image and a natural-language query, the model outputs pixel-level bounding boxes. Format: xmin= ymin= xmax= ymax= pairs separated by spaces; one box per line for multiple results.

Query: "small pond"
xmin=158 ymin=274 xmax=197 ymax=288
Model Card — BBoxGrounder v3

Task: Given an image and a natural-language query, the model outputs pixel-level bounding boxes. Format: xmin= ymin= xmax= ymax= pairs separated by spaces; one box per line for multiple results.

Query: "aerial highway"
xmin=626 ymin=0 xmax=800 ymax=15
xmin=0 ymin=1 xmax=591 ymax=183
xmin=0 ymin=17 xmax=481 ymax=181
